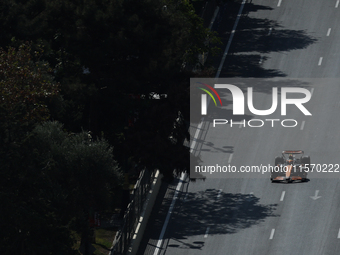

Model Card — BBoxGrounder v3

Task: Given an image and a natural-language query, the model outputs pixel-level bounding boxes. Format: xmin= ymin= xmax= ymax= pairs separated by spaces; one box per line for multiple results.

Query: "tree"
xmin=30 ymin=121 xmax=122 ymax=254
xmin=0 ymin=0 xmax=220 ymax=178
xmin=0 ymin=121 xmax=122 ymax=254
xmin=0 ymin=42 xmax=59 ymax=140
xmin=0 ymin=42 xmax=121 ymax=253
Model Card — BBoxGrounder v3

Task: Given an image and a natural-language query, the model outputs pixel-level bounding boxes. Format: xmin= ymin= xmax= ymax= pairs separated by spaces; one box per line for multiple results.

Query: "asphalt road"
xmin=138 ymin=0 xmax=340 ymax=254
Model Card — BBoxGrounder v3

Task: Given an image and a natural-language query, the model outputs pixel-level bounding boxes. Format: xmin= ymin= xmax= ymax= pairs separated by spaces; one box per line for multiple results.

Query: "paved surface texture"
xmin=138 ymin=0 xmax=340 ymax=254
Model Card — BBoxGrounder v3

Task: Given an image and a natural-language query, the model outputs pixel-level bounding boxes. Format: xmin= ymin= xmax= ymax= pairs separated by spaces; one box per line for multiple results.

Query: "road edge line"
xmin=153 ymin=173 xmax=186 ymax=255
xmin=127 ymin=170 xmax=163 ymax=255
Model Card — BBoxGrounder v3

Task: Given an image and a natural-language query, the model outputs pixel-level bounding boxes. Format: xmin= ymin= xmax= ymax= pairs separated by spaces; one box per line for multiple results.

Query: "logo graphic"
xmin=196 ymin=81 xmax=312 ymax=128
xmin=197 ymin=82 xmax=222 ymax=115
xmin=200 ymin=84 xmax=312 ymax=116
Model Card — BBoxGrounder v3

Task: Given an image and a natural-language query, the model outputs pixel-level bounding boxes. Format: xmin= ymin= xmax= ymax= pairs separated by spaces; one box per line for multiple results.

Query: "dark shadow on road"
xmin=136 ymin=178 xmax=278 ymax=254
xmin=161 ymin=188 xmax=278 ymax=248
xmin=208 ymin=1 xmax=318 ymax=78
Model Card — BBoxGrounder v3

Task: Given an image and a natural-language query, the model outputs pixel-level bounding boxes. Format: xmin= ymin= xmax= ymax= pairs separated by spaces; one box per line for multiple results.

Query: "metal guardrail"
xmin=109 ymin=169 xmax=155 ymax=255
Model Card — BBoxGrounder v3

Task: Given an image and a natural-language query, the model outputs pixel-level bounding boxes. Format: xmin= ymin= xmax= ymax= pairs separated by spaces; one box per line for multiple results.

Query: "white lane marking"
xmin=310 ymin=190 xmax=322 ymax=200
xmin=217 ymin=189 xmax=222 ymax=199
xmin=209 ymin=7 xmax=220 ymax=30
xmin=277 ymin=0 xmax=282 ymax=7
xmin=190 ymin=121 xmax=203 ymax=153
xmin=204 ymin=227 xmax=210 ymax=238
xmin=216 ymin=0 xmax=246 ymax=78
xmin=153 ymin=173 xmax=185 ymax=255
xmin=300 ymin=121 xmax=305 ymax=130
xmin=318 ymin=57 xmax=323 ymax=66
xmin=310 ymin=88 xmax=314 ymax=96
xmin=327 ymin=28 xmax=331 ymax=36
xmin=267 ymin=27 xmax=272 ymax=36
xmin=336 ymin=0 xmax=339 ymax=8
xmin=337 ymin=228 xmax=340 ymax=238
xmin=269 ymin=229 xmax=275 ymax=239
xmin=228 ymin=153 xmax=233 ymax=164
xmin=280 ymin=191 xmax=286 ymax=201
xmin=259 ymin=55 xmax=263 ymax=64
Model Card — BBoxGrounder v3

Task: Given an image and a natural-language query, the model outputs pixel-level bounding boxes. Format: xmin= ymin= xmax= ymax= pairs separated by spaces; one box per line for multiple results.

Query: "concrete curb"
xmin=127 ymin=170 xmax=163 ymax=255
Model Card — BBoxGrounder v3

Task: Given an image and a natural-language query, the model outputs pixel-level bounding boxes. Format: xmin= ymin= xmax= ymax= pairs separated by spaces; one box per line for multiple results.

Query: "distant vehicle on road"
xmin=271 ymin=150 xmax=310 ymax=183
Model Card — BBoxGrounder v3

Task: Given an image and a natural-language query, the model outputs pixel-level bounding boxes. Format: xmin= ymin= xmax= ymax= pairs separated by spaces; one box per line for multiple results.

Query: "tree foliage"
xmin=0 ymin=121 xmax=122 ymax=253
xmin=0 ymin=0 xmax=219 ymax=251
xmin=0 ymin=42 xmax=59 ymax=140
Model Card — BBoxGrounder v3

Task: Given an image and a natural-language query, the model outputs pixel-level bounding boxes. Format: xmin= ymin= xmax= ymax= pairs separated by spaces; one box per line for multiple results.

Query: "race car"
xmin=270 ymin=150 xmax=310 ymax=183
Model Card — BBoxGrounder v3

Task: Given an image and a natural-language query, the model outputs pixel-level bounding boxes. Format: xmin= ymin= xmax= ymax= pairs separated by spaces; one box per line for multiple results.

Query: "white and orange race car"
xmin=270 ymin=150 xmax=310 ymax=183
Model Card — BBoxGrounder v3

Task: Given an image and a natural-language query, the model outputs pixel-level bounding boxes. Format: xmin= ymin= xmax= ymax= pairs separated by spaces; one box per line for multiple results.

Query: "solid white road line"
xmin=336 ymin=0 xmax=339 ymax=8
xmin=280 ymin=191 xmax=286 ymax=201
xmin=204 ymin=227 xmax=210 ymax=238
xmin=269 ymin=229 xmax=275 ymax=239
xmin=228 ymin=153 xmax=233 ymax=164
xmin=300 ymin=121 xmax=305 ymax=130
xmin=327 ymin=28 xmax=331 ymax=36
xmin=209 ymin=7 xmax=220 ymax=30
xmin=216 ymin=0 xmax=246 ymax=78
xmin=277 ymin=0 xmax=282 ymax=7
xmin=318 ymin=57 xmax=323 ymax=66
xmin=153 ymin=173 xmax=185 ymax=255
xmin=190 ymin=121 xmax=203 ymax=153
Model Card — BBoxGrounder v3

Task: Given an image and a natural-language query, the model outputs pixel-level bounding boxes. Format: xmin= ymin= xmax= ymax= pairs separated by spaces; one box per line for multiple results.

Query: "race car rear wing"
xmin=282 ymin=150 xmax=304 ymax=154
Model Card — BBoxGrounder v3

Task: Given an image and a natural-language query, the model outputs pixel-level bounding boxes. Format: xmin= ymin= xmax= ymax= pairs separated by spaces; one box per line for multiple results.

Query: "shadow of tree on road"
xmin=165 ymin=188 xmax=278 ymax=240
xmin=208 ymin=1 xmax=318 ymax=78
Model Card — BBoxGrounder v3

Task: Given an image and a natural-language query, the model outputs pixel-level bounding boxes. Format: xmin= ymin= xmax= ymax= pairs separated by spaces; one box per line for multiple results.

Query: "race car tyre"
xmin=301 ymin=156 xmax=311 ymax=165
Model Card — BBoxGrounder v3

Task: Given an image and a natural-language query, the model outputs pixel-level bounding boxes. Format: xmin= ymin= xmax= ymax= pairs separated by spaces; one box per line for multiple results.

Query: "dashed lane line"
xmin=217 ymin=189 xmax=222 ymax=199
xmin=300 ymin=121 xmax=305 ymax=130
xmin=204 ymin=227 xmax=210 ymax=238
xmin=228 ymin=153 xmax=233 ymax=164
xmin=327 ymin=28 xmax=331 ymax=36
xmin=280 ymin=191 xmax=286 ymax=201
